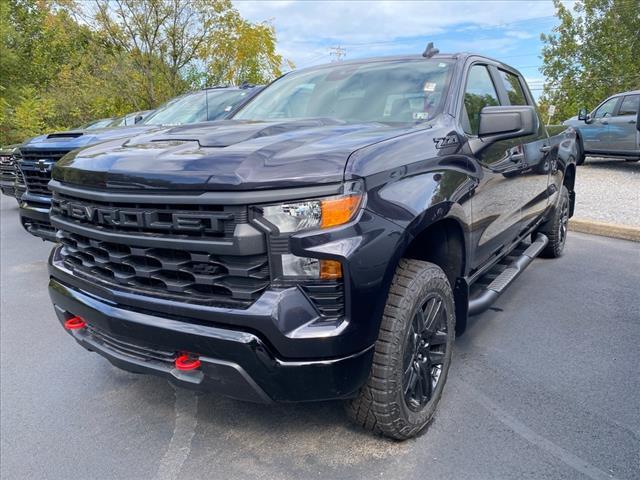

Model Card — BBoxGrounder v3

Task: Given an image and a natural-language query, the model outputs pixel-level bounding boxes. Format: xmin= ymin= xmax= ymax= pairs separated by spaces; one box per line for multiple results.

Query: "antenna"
xmin=329 ymin=45 xmax=347 ymax=62
xmin=422 ymin=42 xmax=439 ymax=58
xmin=205 ymin=88 xmax=210 ymax=121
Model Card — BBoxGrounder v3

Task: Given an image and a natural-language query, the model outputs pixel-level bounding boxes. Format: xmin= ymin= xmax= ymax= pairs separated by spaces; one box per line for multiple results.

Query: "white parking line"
xmin=155 ymin=387 xmax=199 ymax=480
xmin=464 ymin=383 xmax=619 ymax=480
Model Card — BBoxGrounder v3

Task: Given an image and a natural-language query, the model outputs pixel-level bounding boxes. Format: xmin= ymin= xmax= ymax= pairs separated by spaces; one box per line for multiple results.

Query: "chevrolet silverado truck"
xmin=0 ymin=144 xmax=20 ymax=200
xmin=47 ymin=48 xmax=577 ymax=439
xmin=17 ymin=85 xmax=261 ymax=240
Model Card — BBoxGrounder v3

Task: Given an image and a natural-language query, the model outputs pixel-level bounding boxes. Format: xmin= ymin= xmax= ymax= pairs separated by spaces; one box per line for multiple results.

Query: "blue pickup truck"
xmin=16 ymin=85 xmax=261 ymax=240
xmin=563 ymin=90 xmax=640 ymax=165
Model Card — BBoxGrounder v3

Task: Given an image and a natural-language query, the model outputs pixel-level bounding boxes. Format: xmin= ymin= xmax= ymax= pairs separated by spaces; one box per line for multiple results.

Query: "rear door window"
xmin=498 ymin=70 xmax=528 ymax=105
xmin=617 ymin=95 xmax=639 ymax=116
xmin=463 ymin=65 xmax=500 ymax=135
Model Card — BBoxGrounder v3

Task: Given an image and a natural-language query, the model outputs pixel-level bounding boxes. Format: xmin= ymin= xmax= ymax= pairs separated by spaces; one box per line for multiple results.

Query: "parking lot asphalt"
xmin=1 ymin=193 xmax=639 ymax=480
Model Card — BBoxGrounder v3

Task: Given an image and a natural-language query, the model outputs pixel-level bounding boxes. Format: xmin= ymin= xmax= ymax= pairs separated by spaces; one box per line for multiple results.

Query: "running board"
xmin=468 ymin=233 xmax=548 ymax=316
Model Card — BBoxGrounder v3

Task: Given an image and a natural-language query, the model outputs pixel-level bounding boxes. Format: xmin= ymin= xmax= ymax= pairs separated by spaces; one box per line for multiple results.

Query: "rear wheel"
xmin=346 ymin=259 xmax=455 ymax=440
xmin=538 ymin=185 xmax=570 ymax=258
xmin=576 ymin=136 xmax=586 ymax=165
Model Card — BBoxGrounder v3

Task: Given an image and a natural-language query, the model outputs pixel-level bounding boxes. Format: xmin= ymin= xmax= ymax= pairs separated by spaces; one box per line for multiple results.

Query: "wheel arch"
xmin=391 ymin=211 xmax=470 ymax=334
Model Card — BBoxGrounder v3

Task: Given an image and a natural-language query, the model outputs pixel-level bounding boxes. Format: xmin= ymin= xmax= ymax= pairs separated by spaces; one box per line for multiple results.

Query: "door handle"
xmin=629 ymin=120 xmax=637 ymax=124
xmin=602 ymin=120 xmax=609 ymax=125
xmin=509 ymin=153 xmax=524 ymax=163
xmin=539 ymin=145 xmax=552 ymax=154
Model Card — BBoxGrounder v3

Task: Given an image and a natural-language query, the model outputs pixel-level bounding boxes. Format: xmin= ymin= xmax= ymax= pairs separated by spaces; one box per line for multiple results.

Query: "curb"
xmin=569 ymin=219 xmax=640 ymax=242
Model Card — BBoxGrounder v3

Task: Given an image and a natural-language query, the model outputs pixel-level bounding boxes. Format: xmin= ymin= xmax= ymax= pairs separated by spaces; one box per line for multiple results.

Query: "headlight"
xmin=255 ymin=187 xmax=363 ymax=282
xmin=259 ymin=193 xmax=363 ymax=234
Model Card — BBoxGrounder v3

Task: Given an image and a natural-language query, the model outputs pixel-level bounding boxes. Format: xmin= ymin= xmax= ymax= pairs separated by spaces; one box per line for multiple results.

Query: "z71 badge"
xmin=433 ymin=134 xmax=459 ymax=149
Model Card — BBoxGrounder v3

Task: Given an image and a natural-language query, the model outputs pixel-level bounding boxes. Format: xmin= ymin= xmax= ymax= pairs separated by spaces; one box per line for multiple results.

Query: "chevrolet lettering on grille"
xmin=57 ymin=199 xmax=232 ymax=233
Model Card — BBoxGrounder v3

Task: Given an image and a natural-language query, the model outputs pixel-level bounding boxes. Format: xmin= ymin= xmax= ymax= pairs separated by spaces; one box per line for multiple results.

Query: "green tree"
xmin=540 ymin=0 xmax=640 ymax=121
xmin=204 ymin=14 xmax=291 ymax=86
xmin=0 ymin=0 xmax=290 ymax=145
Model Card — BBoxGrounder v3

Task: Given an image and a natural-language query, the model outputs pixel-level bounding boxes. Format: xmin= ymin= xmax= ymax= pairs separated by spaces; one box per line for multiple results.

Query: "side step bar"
xmin=468 ymin=233 xmax=549 ymax=316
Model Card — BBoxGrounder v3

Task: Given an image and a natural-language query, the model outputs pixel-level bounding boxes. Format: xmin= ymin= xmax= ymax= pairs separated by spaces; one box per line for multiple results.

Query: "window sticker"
xmin=413 ymin=112 xmax=429 ymax=120
xmin=423 ymin=82 xmax=437 ymax=92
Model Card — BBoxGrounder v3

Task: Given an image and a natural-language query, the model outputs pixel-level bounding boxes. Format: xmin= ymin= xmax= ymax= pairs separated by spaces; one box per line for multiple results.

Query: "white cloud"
xmin=234 ymin=0 xmax=556 ymax=66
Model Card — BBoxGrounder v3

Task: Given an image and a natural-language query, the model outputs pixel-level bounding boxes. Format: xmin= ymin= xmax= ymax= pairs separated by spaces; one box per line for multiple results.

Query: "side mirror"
xmin=477 ymin=105 xmax=537 ymax=142
xmin=578 ymin=108 xmax=587 ymax=121
xmin=134 ymin=115 xmax=144 ymax=124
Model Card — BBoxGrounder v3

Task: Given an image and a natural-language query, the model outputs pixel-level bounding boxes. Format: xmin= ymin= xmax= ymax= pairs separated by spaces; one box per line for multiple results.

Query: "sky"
xmin=234 ymin=0 xmax=565 ymax=99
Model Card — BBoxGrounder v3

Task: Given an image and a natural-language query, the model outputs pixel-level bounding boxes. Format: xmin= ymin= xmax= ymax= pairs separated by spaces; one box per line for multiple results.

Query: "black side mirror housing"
xmin=134 ymin=115 xmax=144 ymax=124
xmin=477 ymin=105 xmax=537 ymax=142
xmin=578 ymin=108 xmax=587 ymax=121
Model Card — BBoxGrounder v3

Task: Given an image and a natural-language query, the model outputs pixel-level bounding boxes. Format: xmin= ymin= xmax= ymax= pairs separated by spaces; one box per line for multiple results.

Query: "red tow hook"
xmin=175 ymin=353 xmax=201 ymax=371
xmin=64 ymin=316 xmax=86 ymax=330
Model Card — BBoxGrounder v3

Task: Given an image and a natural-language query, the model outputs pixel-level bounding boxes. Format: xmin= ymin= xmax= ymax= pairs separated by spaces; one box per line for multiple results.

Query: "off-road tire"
xmin=346 ymin=259 xmax=455 ymax=440
xmin=538 ymin=185 xmax=570 ymax=258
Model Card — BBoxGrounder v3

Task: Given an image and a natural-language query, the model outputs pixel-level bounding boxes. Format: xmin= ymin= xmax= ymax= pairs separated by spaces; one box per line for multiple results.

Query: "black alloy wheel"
xmin=403 ymin=295 xmax=449 ymax=411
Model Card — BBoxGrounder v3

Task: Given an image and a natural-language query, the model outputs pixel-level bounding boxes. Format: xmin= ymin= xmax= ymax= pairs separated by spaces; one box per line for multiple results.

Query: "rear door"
xmin=494 ymin=67 xmax=551 ymax=230
xmin=606 ymin=94 xmax=639 ymax=153
xmin=582 ymin=96 xmax=619 ymax=152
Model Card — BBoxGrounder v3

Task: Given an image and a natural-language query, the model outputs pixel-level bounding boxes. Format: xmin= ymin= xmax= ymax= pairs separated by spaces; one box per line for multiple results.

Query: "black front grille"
xmin=0 ymin=155 xmax=15 ymax=182
xmin=14 ymin=167 xmax=26 ymax=197
xmin=51 ymin=192 xmax=245 ymax=239
xmin=58 ymin=230 xmax=270 ymax=308
xmin=22 ymin=169 xmax=51 ymax=195
xmin=19 ymin=149 xmax=71 ymax=197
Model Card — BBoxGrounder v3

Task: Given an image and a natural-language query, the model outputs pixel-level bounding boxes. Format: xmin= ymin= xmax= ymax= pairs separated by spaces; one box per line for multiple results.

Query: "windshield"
xmin=108 ymin=111 xmax=147 ymax=127
xmin=235 ymin=59 xmax=453 ymax=124
xmin=83 ymin=118 xmax=114 ymax=129
xmin=143 ymin=90 xmax=251 ymax=126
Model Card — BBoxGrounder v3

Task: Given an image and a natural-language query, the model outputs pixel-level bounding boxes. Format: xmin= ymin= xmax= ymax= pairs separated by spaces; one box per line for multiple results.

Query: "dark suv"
xmin=47 ymin=50 xmax=577 ymax=439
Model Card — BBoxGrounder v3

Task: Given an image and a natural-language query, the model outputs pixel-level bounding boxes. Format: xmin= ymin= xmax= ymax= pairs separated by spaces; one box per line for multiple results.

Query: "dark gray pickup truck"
xmin=47 ymin=46 xmax=577 ymax=439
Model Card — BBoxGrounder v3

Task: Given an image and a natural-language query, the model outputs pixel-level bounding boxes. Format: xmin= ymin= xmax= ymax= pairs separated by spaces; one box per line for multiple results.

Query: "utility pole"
xmin=329 ymin=45 xmax=346 ymax=62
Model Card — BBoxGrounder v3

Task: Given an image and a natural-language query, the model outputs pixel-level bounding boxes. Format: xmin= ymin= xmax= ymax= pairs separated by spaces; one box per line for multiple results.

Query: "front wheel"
xmin=346 ymin=259 xmax=455 ymax=440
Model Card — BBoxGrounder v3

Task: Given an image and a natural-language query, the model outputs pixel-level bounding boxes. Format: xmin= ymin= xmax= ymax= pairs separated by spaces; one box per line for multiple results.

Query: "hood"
xmin=562 ymin=115 xmax=581 ymax=126
xmin=20 ymin=125 xmax=160 ymax=152
xmin=53 ymin=119 xmax=424 ymax=191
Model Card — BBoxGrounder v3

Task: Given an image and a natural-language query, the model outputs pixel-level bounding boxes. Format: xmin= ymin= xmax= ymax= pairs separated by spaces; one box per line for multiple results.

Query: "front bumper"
xmin=0 ymin=182 xmax=16 ymax=197
xmin=49 ymin=275 xmax=374 ymax=403
xmin=0 ymin=172 xmax=16 ymax=197
xmin=19 ymin=194 xmax=56 ymax=241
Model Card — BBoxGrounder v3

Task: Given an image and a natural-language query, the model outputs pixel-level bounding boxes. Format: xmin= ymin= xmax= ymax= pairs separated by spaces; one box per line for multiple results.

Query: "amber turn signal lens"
xmin=320 ymin=195 xmax=362 ymax=229
xmin=320 ymin=259 xmax=342 ymax=280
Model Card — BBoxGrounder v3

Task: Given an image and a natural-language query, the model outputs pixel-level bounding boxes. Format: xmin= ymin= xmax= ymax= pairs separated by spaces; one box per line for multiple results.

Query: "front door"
xmin=582 ymin=96 xmax=619 ymax=152
xmin=606 ymin=94 xmax=639 ymax=154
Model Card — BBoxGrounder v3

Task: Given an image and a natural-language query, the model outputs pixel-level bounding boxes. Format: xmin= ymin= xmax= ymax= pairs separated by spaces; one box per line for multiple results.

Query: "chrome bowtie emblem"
xmin=36 ymin=159 xmax=49 ymax=172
